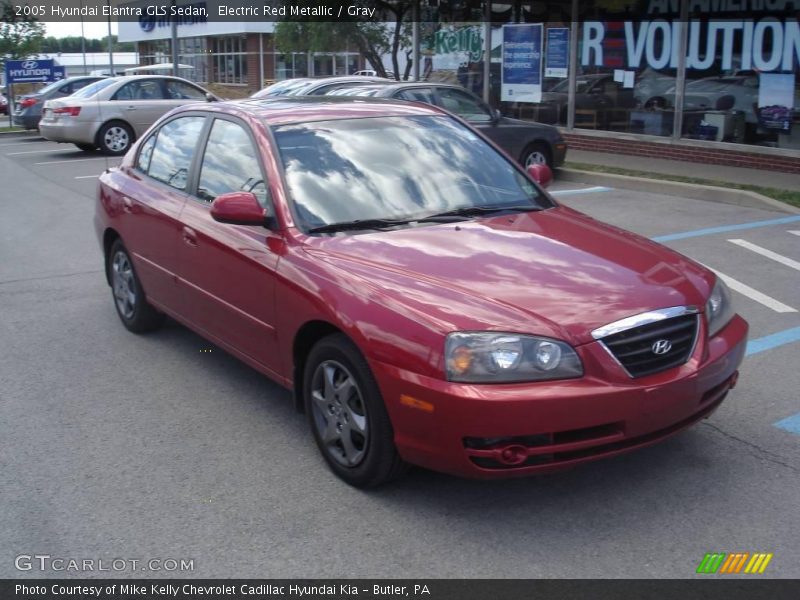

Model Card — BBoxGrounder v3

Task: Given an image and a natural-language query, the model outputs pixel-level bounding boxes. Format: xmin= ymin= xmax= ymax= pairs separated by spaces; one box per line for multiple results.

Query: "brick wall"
xmin=563 ymin=133 xmax=800 ymax=174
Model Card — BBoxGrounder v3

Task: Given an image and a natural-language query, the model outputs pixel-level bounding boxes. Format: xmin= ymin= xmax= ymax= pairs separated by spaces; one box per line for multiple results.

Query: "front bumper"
xmin=372 ymin=314 xmax=748 ymax=479
xmin=553 ymin=140 xmax=567 ymax=167
xmin=39 ymin=118 xmax=97 ymax=145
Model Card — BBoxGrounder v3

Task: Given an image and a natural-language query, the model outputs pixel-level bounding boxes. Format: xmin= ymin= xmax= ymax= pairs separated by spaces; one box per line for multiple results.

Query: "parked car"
xmin=13 ymin=76 xmax=106 ymax=130
xmin=39 ymin=75 xmax=219 ymax=155
xmin=538 ymin=73 xmax=637 ymax=126
xmin=0 ymin=92 xmax=7 ymax=115
xmin=95 ymin=96 xmax=747 ymax=487
xmin=326 ymin=82 xmax=567 ymax=168
xmin=251 ymin=76 xmax=392 ymax=99
xmin=354 ymin=69 xmax=396 ymax=78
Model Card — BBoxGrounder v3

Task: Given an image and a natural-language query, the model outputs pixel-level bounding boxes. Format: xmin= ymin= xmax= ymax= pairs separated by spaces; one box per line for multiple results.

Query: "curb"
xmin=558 ymin=168 xmax=800 ymax=215
xmin=0 ymin=129 xmax=37 ymax=138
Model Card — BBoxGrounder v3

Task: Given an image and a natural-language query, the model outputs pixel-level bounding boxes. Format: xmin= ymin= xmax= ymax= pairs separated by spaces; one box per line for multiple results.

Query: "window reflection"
xmin=147 ymin=116 xmax=205 ymax=191
xmin=198 ymin=119 xmax=268 ymax=205
xmin=273 ymin=115 xmax=545 ymax=229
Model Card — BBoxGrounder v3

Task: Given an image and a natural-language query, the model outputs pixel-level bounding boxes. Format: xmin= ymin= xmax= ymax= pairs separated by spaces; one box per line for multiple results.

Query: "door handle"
xmin=125 ymin=106 xmax=137 ymax=111
xmin=182 ymin=226 xmax=198 ymax=247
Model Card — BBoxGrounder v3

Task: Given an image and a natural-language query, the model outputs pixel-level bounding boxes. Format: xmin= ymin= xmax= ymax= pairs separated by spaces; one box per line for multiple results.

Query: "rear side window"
xmin=146 ymin=116 xmax=206 ymax=190
xmin=197 ymin=119 xmax=267 ymax=205
xmin=435 ymin=88 xmax=492 ymax=122
xmin=136 ymin=136 xmax=156 ymax=173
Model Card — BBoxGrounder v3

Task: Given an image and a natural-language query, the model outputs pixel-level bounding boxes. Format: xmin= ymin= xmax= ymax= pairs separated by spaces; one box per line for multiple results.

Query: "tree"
xmin=0 ymin=0 xmax=45 ymax=66
xmin=274 ymin=1 xmax=414 ymax=80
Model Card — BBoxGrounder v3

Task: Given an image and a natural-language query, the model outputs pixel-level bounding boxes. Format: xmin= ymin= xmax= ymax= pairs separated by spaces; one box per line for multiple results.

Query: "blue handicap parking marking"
xmin=652 ymin=215 xmax=800 ymax=242
xmin=775 ymin=414 xmax=800 ymax=435
xmin=746 ymin=326 xmax=800 ymax=357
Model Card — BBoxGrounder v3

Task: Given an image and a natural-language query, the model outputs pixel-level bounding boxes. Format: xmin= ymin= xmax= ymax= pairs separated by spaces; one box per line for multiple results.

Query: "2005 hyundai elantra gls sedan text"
xmin=95 ymin=97 xmax=748 ymax=487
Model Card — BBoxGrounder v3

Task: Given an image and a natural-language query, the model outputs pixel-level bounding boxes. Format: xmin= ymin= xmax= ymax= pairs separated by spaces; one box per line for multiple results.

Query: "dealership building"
xmin=117 ymin=0 xmax=800 ymax=173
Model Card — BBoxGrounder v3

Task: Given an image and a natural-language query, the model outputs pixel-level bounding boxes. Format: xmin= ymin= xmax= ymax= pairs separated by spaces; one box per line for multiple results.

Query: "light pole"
xmin=106 ymin=0 xmax=114 ymax=75
xmin=80 ymin=0 xmax=87 ymax=75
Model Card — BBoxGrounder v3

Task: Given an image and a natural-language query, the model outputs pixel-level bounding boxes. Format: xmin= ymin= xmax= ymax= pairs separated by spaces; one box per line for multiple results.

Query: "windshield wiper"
xmin=308 ymin=217 xmax=415 ymax=234
xmin=420 ymin=204 xmax=543 ymax=221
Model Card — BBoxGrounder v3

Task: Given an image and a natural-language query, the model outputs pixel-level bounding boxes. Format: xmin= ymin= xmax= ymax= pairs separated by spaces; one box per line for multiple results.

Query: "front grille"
xmin=599 ymin=314 xmax=698 ymax=378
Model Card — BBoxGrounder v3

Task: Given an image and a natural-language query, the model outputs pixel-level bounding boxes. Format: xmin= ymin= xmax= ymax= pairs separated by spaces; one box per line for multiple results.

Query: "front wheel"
xmin=304 ymin=334 xmax=407 ymax=488
xmin=108 ymin=239 xmax=164 ymax=333
xmin=521 ymin=142 xmax=552 ymax=169
xmin=98 ymin=122 xmax=134 ymax=155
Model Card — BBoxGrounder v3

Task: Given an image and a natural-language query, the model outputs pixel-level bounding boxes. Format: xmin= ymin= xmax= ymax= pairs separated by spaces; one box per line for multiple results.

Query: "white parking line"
xmin=74 ymin=175 xmax=100 ymax=179
xmin=5 ymin=148 xmax=75 ymax=156
xmin=34 ymin=157 xmax=116 ymax=166
xmin=551 ymin=186 xmax=613 ymax=197
xmin=700 ymin=264 xmax=796 ymax=313
xmin=789 ymin=231 xmax=800 ymax=237
xmin=729 ymin=238 xmax=800 ymax=272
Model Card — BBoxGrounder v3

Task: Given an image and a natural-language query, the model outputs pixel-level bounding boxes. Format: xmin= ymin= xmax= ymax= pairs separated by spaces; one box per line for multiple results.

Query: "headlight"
xmin=706 ymin=278 xmax=735 ymax=337
xmin=445 ymin=332 xmax=583 ymax=383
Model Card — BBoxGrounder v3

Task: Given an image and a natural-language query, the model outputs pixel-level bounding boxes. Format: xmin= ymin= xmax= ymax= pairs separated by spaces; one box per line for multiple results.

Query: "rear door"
xmin=177 ymin=116 xmax=282 ymax=377
xmin=117 ymin=114 xmax=208 ymax=311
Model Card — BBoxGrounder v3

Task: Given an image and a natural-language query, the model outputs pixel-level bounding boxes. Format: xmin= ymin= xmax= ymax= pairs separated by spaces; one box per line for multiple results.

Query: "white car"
xmin=39 ymin=75 xmax=219 ymax=155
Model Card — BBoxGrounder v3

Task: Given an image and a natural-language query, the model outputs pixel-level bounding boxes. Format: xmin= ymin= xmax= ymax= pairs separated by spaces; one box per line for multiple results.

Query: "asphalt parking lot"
xmin=1 ymin=135 xmax=798 ymax=579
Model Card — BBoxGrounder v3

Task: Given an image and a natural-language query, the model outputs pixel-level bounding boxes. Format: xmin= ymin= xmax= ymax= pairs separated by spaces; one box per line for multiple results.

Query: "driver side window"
xmin=197 ymin=119 xmax=268 ymax=206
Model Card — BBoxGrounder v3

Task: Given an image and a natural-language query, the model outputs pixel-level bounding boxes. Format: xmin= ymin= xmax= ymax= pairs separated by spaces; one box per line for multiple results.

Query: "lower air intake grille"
xmin=600 ymin=314 xmax=698 ymax=378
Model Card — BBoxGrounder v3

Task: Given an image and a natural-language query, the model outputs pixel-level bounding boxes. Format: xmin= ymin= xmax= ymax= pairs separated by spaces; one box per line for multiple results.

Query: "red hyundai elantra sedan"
xmin=95 ymin=97 xmax=748 ymax=487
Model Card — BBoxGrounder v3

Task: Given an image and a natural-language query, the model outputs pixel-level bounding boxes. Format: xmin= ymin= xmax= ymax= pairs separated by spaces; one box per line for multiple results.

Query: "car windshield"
xmin=273 ymin=115 xmax=549 ymax=231
xmin=71 ymin=78 xmax=116 ymax=98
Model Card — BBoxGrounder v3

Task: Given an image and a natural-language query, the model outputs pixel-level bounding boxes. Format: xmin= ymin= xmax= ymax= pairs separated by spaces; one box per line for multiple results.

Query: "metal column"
xmin=672 ymin=0 xmax=690 ymax=139
xmin=483 ymin=0 xmax=491 ymax=103
xmin=566 ymin=0 xmax=578 ymax=130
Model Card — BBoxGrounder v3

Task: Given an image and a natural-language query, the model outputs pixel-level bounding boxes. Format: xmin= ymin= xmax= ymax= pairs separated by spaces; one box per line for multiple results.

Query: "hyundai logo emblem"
xmin=652 ymin=339 xmax=672 ymax=355
xmin=139 ymin=15 xmax=156 ymax=32
xmin=21 ymin=60 xmax=37 ymax=70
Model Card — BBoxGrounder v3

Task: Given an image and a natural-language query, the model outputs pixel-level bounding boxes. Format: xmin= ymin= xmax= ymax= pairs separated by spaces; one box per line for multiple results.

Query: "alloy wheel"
xmin=310 ymin=360 xmax=369 ymax=467
xmin=111 ymin=251 xmax=136 ymax=319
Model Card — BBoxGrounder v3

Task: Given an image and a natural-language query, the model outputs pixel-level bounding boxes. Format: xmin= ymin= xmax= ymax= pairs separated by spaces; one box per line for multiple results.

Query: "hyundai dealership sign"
xmin=5 ymin=59 xmax=61 ymax=84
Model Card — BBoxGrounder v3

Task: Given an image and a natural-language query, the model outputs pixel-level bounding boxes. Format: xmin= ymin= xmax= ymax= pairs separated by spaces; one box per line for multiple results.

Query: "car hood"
xmin=303 ymin=206 xmax=712 ymax=346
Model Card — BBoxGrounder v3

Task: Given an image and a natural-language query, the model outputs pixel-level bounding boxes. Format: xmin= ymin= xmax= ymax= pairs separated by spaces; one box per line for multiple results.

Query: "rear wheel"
xmin=75 ymin=143 xmax=96 ymax=152
xmin=98 ymin=122 xmax=134 ymax=156
xmin=108 ymin=239 xmax=164 ymax=333
xmin=521 ymin=142 xmax=552 ymax=169
xmin=304 ymin=334 xmax=407 ymax=488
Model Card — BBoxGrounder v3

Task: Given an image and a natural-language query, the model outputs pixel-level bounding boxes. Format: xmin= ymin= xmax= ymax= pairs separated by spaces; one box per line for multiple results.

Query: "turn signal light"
xmin=54 ymin=106 xmax=81 ymax=116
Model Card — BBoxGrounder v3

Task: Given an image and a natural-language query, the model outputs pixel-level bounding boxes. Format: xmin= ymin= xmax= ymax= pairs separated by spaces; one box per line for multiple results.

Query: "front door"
xmin=177 ymin=116 xmax=282 ymax=376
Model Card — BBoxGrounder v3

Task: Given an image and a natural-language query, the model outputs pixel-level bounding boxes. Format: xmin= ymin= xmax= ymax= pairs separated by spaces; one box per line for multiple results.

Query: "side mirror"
xmin=526 ymin=163 xmax=553 ymax=189
xmin=492 ymin=108 xmax=502 ymax=122
xmin=205 ymin=92 xmax=217 ymax=103
xmin=210 ymin=192 xmax=270 ymax=226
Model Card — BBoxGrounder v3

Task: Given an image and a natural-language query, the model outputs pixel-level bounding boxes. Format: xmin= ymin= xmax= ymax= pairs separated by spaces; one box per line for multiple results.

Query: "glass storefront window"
xmin=680 ymin=20 xmax=800 ymax=149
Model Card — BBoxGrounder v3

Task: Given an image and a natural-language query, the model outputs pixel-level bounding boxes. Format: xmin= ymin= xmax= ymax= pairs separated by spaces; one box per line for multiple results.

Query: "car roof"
xmin=201 ymin=96 xmax=447 ymax=126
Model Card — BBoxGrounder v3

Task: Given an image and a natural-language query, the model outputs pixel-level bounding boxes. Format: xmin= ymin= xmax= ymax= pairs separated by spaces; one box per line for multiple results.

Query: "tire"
xmin=304 ymin=333 xmax=407 ymax=488
xmin=98 ymin=121 xmax=134 ymax=156
xmin=108 ymin=239 xmax=164 ymax=333
xmin=521 ymin=142 xmax=552 ymax=169
xmin=75 ymin=143 xmax=96 ymax=152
